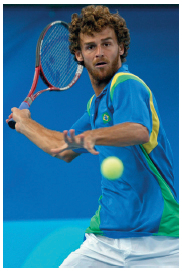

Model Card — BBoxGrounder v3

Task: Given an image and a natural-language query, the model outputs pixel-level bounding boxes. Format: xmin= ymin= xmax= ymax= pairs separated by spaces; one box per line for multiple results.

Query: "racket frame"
xmin=23 ymin=20 xmax=83 ymax=105
xmin=24 ymin=21 xmax=83 ymax=105
xmin=8 ymin=20 xmax=83 ymax=128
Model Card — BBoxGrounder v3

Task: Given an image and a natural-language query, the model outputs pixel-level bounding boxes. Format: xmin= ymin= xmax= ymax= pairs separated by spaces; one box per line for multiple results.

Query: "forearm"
xmin=8 ymin=108 xmax=80 ymax=162
xmin=84 ymin=122 xmax=149 ymax=147
xmin=49 ymin=122 xmax=149 ymax=157
xmin=17 ymin=117 xmax=64 ymax=155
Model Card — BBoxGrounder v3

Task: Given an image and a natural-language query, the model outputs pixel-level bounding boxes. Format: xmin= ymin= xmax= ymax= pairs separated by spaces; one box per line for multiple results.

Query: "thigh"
xmin=126 ymin=236 xmax=179 ymax=268
xmin=59 ymin=251 xmax=122 ymax=268
xmin=127 ymin=251 xmax=179 ymax=268
xmin=59 ymin=233 xmax=125 ymax=268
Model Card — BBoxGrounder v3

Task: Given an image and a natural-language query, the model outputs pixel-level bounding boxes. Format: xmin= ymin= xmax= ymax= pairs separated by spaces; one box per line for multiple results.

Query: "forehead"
xmin=80 ymin=27 xmax=117 ymax=44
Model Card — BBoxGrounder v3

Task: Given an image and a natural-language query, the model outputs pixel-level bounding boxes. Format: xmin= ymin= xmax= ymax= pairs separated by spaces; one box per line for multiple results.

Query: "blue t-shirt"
xmin=70 ymin=64 xmax=179 ymax=238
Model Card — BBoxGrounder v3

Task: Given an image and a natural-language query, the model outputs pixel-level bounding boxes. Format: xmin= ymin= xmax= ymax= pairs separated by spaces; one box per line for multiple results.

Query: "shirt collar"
xmin=100 ymin=63 xmax=129 ymax=95
xmin=117 ymin=63 xmax=129 ymax=73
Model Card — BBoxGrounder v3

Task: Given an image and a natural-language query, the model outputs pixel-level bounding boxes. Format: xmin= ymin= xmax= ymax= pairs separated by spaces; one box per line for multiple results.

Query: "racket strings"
xmin=41 ymin=23 xmax=78 ymax=88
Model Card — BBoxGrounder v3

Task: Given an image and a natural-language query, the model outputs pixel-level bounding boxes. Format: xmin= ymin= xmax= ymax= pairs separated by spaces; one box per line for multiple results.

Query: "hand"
xmin=6 ymin=107 xmax=31 ymax=132
xmin=51 ymin=129 xmax=99 ymax=155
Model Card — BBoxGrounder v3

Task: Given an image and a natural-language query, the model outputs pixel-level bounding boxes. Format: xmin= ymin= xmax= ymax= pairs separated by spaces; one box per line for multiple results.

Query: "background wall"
xmin=3 ymin=4 xmax=179 ymax=268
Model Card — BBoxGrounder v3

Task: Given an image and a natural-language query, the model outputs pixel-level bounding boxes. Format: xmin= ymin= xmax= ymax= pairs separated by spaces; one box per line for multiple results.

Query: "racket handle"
xmin=8 ymin=101 xmax=30 ymax=129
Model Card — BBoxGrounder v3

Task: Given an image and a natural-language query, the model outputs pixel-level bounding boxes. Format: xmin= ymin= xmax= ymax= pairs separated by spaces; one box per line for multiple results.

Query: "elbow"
xmin=142 ymin=133 xmax=150 ymax=144
xmin=62 ymin=156 xmax=74 ymax=163
xmin=45 ymin=144 xmax=73 ymax=163
xmin=133 ymin=124 xmax=150 ymax=145
xmin=50 ymin=152 xmax=73 ymax=163
xmin=140 ymin=127 xmax=150 ymax=144
xmin=51 ymin=153 xmax=73 ymax=163
xmin=53 ymin=150 xmax=78 ymax=163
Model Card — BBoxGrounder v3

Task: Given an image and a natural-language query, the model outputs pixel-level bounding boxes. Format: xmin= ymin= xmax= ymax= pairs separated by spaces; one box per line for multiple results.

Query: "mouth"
xmin=95 ymin=61 xmax=108 ymax=68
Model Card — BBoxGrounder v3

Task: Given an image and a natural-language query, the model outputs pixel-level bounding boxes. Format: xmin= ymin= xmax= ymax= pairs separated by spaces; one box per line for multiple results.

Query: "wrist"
xmin=16 ymin=116 xmax=31 ymax=134
xmin=83 ymin=129 xmax=97 ymax=144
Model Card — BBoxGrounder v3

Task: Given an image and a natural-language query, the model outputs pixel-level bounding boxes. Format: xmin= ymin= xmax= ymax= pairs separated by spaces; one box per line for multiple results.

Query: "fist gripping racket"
xmin=7 ymin=20 xmax=83 ymax=129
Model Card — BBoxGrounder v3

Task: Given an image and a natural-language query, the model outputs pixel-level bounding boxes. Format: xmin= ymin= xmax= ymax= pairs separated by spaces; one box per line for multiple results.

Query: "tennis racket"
xmin=7 ymin=20 xmax=83 ymax=129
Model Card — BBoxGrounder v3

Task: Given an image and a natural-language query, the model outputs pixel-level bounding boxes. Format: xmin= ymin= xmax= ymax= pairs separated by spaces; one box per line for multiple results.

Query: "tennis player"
xmin=10 ymin=5 xmax=179 ymax=268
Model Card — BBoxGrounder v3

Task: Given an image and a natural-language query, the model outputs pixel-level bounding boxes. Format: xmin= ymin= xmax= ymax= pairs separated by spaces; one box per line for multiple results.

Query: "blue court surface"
xmin=3 ymin=218 xmax=90 ymax=268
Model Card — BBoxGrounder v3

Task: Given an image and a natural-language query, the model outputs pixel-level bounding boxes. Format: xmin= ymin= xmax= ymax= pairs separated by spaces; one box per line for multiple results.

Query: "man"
xmin=7 ymin=5 xmax=179 ymax=268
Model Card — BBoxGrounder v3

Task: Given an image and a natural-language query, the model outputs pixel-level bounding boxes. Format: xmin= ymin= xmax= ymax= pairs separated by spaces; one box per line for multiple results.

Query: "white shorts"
xmin=59 ymin=233 xmax=179 ymax=268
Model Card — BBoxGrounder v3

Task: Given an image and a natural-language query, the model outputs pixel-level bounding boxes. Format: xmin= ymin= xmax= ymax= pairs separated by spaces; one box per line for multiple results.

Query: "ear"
xmin=75 ymin=50 xmax=84 ymax=62
xmin=119 ymin=43 xmax=124 ymax=56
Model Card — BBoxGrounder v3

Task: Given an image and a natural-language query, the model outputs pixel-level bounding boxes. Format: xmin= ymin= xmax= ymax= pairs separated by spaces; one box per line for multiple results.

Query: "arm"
xmin=84 ymin=122 xmax=149 ymax=147
xmin=6 ymin=107 xmax=80 ymax=162
xmin=51 ymin=122 xmax=149 ymax=155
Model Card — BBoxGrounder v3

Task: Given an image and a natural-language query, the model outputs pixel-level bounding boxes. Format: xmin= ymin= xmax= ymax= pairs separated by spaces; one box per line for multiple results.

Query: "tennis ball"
xmin=101 ymin=156 xmax=124 ymax=180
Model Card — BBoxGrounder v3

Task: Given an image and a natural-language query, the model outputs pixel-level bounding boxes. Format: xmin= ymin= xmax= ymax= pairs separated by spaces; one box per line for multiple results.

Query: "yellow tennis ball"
xmin=101 ymin=156 xmax=124 ymax=180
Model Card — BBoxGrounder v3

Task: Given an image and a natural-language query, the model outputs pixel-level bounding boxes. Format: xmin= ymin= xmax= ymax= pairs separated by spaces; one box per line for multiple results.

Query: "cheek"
xmin=82 ymin=55 xmax=93 ymax=66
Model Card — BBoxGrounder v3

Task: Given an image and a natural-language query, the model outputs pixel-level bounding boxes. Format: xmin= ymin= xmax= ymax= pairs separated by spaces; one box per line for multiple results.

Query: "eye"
xmin=86 ymin=44 xmax=95 ymax=50
xmin=104 ymin=42 xmax=111 ymax=47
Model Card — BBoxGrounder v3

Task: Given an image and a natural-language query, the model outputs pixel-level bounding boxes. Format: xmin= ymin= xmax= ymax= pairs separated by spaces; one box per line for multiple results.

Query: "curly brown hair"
xmin=69 ymin=5 xmax=130 ymax=65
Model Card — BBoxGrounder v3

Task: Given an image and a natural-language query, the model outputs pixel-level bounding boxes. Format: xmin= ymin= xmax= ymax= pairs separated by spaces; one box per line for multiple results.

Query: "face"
xmin=75 ymin=27 xmax=124 ymax=84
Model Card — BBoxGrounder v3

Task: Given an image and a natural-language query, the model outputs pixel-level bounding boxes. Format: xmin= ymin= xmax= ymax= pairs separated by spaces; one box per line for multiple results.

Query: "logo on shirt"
xmin=102 ymin=112 xmax=111 ymax=123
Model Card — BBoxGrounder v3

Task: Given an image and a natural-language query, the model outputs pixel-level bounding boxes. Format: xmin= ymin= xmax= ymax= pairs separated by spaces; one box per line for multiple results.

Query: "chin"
xmin=94 ymin=68 xmax=116 ymax=82
xmin=86 ymin=59 xmax=121 ymax=83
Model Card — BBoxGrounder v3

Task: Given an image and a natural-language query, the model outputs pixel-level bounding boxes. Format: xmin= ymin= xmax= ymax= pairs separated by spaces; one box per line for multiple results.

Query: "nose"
xmin=95 ymin=44 xmax=104 ymax=58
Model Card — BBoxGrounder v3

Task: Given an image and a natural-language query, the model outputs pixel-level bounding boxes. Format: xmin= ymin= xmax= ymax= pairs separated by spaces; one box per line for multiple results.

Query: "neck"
xmin=90 ymin=76 xmax=110 ymax=97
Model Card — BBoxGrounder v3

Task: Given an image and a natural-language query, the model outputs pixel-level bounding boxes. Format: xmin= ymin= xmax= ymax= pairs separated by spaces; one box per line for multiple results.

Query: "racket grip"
xmin=8 ymin=101 xmax=30 ymax=129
